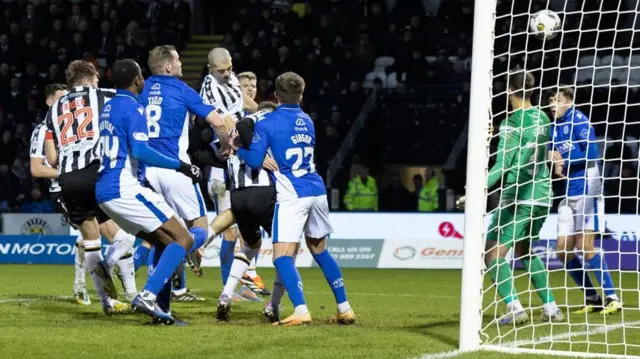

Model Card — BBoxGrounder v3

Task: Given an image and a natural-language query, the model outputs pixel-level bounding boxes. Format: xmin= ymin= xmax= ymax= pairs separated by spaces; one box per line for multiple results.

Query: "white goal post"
xmin=460 ymin=0 xmax=640 ymax=358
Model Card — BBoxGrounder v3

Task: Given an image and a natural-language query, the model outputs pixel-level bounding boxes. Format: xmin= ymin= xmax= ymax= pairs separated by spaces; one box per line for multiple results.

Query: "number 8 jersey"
xmin=249 ymin=104 xmax=325 ymax=200
xmin=45 ymin=86 xmax=115 ymax=174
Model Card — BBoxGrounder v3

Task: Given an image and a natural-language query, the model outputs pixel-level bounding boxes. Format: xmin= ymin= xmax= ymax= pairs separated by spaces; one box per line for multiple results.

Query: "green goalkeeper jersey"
xmin=487 ymin=106 xmax=552 ymax=206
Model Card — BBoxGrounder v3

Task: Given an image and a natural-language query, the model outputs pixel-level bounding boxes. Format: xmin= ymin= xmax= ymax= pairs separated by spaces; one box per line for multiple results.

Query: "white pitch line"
xmin=416 ymin=320 xmax=640 ymax=359
xmin=306 ymin=291 xmax=456 ymax=299
xmin=0 ymin=299 xmax=32 ymax=304
xmin=0 ymin=296 xmax=73 ymax=304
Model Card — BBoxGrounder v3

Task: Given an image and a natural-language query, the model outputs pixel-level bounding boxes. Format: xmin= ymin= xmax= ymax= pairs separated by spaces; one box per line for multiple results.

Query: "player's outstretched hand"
xmin=456 ymin=196 xmax=466 ymax=211
xmin=262 ymin=155 xmax=279 ymax=172
xmin=178 ymin=161 xmax=202 ymax=183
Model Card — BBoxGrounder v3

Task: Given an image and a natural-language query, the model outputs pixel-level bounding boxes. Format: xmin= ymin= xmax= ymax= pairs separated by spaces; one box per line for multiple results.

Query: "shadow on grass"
xmin=407 ymin=320 xmax=459 ymax=347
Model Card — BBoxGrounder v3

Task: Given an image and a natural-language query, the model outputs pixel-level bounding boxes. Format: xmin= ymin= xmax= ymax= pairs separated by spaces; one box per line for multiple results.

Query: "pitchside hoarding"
xmin=1 ymin=213 xmax=639 ymax=268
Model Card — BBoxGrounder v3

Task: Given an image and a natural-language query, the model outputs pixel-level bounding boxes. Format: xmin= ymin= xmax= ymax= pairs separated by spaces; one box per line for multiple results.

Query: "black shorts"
xmin=230 ymin=186 xmax=276 ymax=246
xmin=58 ymin=161 xmax=110 ymax=226
xmin=51 ymin=191 xmax=78 ymax=230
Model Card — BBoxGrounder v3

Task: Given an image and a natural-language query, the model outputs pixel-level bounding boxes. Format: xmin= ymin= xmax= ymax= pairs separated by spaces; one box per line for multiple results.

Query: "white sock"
xmin=140 ymin=289 xmax=156 ymax=301
xmin=543 ymin=301 xmax=559 ymax=314
xmin=105 ymin=229 xmax=135 ymax=270
xmin=607 ymin=294 xmax=619 ymax=301
xmin=173 ymin=287 xmax=187 ymax=296
xmin=205 ymin=226 xmax=217 ymax=248
xmin=293 ymin=304 xmax=309 ymax=315
xmin=222 ymin=253 xmax=251 ymax=297
xmin=115 ymin=252 xmax=137 ymax=298
xmin=337 ymin=301 xmax=352 ymax=314
xmin=84 ymin=239 xmax=108 ymax=306
xmin=270 ymin=270 xmax=286 ymax=308
xmin=73 ymin=236 xmax=85 ymax=291
xmin=507 ymin=299 xmax=524 ymax=312
xmin=246 ymin=256 xmax=258 ymax=277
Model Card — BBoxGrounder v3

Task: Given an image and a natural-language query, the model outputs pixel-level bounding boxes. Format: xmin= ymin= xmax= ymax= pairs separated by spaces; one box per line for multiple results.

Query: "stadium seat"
xmin=593 ymin=69 xmax=613 ymax=86
xmin=613 ymin=67 xmax=629 ymax=84
xmin=575 ymin=68 xmax=595 ymax=84
xmin=387 ymin=72 xmax=398 ymax=88
xmin=578 ymin=55 xmax=600 ymax=67
xmin=373 ymin=66 xmax=387 ymax=74
xmin=374 ymin=56 xmax=395 ymax=69
xmin=362 ymin=71 xmax=387 ymax=88
xmin=629 ymin=68 xmax=640 ymax=86
xmin=601 ymin=55 xmax=625 ymax=68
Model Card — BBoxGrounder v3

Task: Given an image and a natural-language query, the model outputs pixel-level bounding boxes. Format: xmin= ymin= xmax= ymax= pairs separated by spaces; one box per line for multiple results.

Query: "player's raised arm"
xmin=182 ymin=82 xmax=230 ymax=148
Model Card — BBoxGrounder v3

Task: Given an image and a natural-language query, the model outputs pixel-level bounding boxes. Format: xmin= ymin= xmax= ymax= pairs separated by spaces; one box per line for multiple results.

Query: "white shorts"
xmin=272 ymin=195 xmax=333 ymax=243
xmin=557 ymin=196 xmax=605 ymax=236
xmin=146 ymin=166 xmax=206 ymax=221
xmin=99 ymin=185 xmax=175 ymax=235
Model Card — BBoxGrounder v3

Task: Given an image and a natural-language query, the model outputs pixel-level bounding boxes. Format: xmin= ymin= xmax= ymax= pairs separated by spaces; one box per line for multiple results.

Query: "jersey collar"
xmin=559 ymin=106 xmax=575 ymax=123
xmin=115 ymin=89 xmax=139 ymax=102
xmin=278 ymin=103 xmax=300 ymax=110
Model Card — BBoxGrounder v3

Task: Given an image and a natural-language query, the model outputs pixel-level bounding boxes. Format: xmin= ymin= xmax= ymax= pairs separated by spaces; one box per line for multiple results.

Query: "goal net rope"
xmin=468 ymin=1 xmax=640 ymax=358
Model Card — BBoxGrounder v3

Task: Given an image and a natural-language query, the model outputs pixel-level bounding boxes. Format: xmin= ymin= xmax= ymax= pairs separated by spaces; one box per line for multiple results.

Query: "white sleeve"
xmin=29 ymin=124 xmax=47 ymax=158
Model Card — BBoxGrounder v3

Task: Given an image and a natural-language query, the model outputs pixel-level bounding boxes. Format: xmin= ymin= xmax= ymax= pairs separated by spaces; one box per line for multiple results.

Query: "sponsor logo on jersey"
xmin=20 ymin=218 xmax=53 ymax=235
xmin=151 ymin=83 xmax=161 ymax=90
xmin=133 ymin=132 xmax=149 ymax=141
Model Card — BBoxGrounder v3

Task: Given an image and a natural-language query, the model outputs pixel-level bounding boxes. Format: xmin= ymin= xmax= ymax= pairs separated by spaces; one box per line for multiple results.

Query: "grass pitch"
xmin=0 ymin=265 xmax=638 ymax=359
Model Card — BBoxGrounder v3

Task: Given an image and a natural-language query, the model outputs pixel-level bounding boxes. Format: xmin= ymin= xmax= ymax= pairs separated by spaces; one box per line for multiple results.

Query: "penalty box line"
xmin=417 ymin=319 xmax=640 ymax=359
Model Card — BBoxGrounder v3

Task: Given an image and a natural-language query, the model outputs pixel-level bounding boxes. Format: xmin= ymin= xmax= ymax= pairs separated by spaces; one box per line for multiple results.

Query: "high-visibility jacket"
xmin=344 ymin=176 xmax=378 ymax=211
xmin=418 ymin=178 xmax=439 ymax=212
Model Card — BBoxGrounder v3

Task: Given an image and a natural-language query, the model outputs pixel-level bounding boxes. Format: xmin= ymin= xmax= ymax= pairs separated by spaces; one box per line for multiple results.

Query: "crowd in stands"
xmin=0 ymin=0 xmax=191 ymax=212
xmin=3 ymin=0 xmax=640 ymax=214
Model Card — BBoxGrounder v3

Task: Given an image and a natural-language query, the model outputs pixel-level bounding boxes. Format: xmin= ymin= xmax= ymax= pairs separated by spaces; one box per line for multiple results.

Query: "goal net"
xmin=460 ymin=0 xmax=640 ymax=358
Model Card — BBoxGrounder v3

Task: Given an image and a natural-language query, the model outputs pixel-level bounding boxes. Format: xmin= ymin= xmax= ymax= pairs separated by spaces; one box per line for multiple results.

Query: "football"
xmin=529 ymin=9 xmax=562 ymax=40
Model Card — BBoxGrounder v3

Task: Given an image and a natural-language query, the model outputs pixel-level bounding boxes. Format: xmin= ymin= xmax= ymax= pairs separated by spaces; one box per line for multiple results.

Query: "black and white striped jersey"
xmin=30 ymin=121 xmax=61 ymax=193
xmin=45 ymin=87 xmax=115 ymax=174
xmin=199 ymin=72 xmax=245 ymax=122
xmin=227 ymin=110 xmax=273 ymax=190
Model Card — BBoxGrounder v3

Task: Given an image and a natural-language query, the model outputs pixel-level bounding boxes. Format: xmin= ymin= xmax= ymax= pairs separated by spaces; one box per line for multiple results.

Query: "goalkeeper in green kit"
xmin=459 ymin=67 xmax=564 ymax=325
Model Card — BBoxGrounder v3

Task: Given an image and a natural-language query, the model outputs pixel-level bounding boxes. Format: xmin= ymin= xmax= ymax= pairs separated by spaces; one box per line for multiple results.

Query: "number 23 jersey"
xmin=250 ymin=104 xmax=325 ymax=200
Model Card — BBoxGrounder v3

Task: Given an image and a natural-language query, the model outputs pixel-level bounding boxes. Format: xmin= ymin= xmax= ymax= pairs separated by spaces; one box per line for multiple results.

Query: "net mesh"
xmin=481 ymin=0 xmax=640 ymax=356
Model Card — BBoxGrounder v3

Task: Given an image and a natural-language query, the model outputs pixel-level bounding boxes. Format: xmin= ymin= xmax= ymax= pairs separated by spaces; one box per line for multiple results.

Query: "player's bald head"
xmin=208 ymin=47 xmax=232 ymax=83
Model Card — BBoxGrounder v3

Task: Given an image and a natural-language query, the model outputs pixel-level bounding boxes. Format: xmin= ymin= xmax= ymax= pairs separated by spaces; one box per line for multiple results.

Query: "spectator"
xmin=0 ymin=34 xmax=16 ymax=68
xmin=5 ymin=77 xmax=27 ymax=117
xmin=344 ymin=166 xmax=378 ymax=211
xmin=411 ymin=173 xmax=423 ymax=200
xmin=381 ymin=174 xmax=412 ymax=211
xmin=19 ymin=185 xmax=53 ymax=213
xmin=418 ymin=167 xmax=440 ymax=212
xmin=0 ymin=163 xmax=20 ymax=212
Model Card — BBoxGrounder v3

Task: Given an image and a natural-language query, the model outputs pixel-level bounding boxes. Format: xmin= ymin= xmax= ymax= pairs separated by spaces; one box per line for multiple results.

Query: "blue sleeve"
xmin=127 ymin=106 xmax=181 ymax=169
xmin=183 ymin=84 xmax=215 ymax=118
xmin=237 ymin=120 xmax=269 ymax=169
